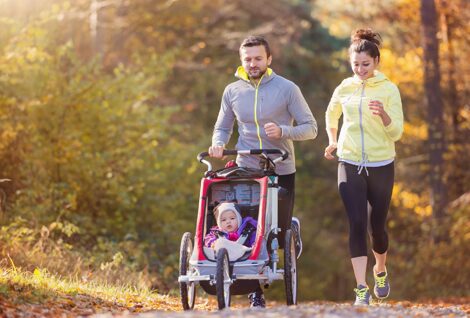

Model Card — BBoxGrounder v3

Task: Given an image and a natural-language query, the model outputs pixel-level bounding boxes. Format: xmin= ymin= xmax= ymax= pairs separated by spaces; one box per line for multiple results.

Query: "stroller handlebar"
xmin=197 ymin=149 xmax=288 ymax=172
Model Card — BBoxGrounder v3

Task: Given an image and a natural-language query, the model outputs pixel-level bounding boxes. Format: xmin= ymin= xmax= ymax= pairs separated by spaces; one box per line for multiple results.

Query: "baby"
xmin=204 ymin=202 xmax=257 ymax=249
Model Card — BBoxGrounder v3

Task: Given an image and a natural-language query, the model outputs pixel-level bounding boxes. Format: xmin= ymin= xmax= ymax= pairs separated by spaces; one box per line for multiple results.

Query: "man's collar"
xmin=235 ymin=66 xmax=273 ymax=83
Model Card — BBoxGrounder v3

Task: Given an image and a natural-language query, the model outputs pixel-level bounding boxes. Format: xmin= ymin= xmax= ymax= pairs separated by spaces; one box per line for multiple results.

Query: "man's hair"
xmin=239 ymin=35 xmax=271 ymax=57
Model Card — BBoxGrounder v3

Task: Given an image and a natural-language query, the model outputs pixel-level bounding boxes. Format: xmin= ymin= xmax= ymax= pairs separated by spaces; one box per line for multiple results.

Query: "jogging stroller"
xmin=178 ymin=149 xmax=298 ymax=310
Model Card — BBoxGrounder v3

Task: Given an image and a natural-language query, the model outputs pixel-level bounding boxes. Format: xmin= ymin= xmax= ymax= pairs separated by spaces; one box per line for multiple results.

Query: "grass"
xmin=0 ymin=264 xmax=204 ymax=315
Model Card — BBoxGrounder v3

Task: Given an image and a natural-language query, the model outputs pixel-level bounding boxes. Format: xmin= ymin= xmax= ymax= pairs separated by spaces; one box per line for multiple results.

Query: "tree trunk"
xmin=420 ymin=0 xmax=446 ymax=239
xmin=439 ymin=0 xmax=460 ymax=142
xmin=90 ymin=0 xmax=104 ymax=57
xmin=439 ymin=0 xmax=466 ymax=199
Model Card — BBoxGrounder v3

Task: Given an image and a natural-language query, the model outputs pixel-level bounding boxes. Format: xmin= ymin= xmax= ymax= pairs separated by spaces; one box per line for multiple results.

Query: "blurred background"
xmin=0 ymin=0 xmax=468 ymax=301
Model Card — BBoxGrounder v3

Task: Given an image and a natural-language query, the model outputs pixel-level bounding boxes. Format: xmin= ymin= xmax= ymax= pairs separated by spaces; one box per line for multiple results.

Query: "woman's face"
xmin=350 ymin=51 xmax=379 ymax=80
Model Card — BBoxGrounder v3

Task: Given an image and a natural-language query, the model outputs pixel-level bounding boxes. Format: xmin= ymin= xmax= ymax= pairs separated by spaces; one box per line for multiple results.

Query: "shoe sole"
xmin=374 ymin=290 xmax=390 ymax=299
xmin=354 ymin=295 xmax=371 ymax=306
xmin=374 ymin=284 xmax=390 ymax=299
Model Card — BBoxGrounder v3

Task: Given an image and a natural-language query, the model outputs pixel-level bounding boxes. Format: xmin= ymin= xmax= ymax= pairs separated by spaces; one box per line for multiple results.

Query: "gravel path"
xmin=93 ymin=301 xmax=469 ymax=318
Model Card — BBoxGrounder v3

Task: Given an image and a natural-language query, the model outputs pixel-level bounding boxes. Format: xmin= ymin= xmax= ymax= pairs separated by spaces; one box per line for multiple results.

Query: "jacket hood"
xmin=349 ymin=70 xmax=390 ymax=87
xmin=235 ymin=66 xmax=275 ymax=85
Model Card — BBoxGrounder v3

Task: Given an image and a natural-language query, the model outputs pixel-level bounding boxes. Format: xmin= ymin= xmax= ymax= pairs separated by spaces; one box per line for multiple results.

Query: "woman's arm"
xmin=382 ymin=85 xmax=404 ymax=141
xmin=324 ymin=84 xmax=343 ymax=160
xmin=368 ymin=100 xmax=391 ymax=126
xmin=324 ymin=128 xmax=338 ymax=160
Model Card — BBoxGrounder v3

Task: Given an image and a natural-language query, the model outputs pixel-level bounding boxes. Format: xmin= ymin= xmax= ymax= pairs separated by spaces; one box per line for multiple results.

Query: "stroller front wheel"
xmin=179 ymin=232 xmax=196 ymax=310
xmin=216 ymin=248 xmax=232 ymax=310
xmin=284 ymin=229 xmax=298 ymax=305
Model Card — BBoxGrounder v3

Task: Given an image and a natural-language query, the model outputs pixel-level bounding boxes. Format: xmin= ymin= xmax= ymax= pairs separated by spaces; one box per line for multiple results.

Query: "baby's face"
xmin=219 ymin=211 xmax=239 ymax=233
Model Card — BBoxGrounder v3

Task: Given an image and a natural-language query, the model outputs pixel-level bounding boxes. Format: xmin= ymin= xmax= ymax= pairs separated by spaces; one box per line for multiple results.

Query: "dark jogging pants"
xmin=338 ymin=162 xmax=394 ymax=258
xmin=254 ymin=172 xmax=295 ymax=295
xmin=278 ymin=173 xmax=295 ymax=249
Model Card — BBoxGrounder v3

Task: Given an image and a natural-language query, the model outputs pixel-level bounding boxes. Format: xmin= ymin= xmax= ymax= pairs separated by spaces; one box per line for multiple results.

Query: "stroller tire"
xmin=284 ymin=229 xmax=298 ymax=305
xmin=216 ymin=248 xmax=232 ymax=310
xmin=179 ymin=232 xmax=196 ymax=310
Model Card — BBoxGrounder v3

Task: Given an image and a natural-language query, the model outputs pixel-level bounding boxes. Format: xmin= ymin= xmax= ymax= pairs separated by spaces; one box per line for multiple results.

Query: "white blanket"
xmin=214 ymin=238 xmax=252 ymax=261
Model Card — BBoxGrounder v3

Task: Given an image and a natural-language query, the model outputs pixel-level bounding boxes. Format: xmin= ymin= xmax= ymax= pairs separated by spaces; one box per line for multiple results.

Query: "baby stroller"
xmin=178 ymin=149 xmax=298 ymax=310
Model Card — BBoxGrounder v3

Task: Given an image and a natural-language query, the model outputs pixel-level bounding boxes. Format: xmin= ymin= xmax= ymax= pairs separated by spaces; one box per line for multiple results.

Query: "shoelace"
xmin=375 ymin=274 xmax=387 ymax=288
xmin=354 ymin=287 xmax=369 ymax=300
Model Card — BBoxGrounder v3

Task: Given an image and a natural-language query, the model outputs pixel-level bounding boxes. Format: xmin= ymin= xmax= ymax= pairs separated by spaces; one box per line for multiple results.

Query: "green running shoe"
xmin=354 ymin=285 xmax=371 ymax=306
xmin=374 ymin=271 xmax=390 ymax=299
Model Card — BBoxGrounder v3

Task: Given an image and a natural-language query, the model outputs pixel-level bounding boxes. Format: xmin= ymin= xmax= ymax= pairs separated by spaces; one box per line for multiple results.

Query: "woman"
xmin=324 ymin=28 xmax=404 ymax=305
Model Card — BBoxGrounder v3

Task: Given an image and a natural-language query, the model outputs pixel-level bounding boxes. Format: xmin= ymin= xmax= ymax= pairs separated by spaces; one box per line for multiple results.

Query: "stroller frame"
xmin=178 ymin=149 xmax=297 ymax=310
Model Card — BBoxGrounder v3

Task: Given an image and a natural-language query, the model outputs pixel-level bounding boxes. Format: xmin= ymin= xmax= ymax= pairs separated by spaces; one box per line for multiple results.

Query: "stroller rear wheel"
xmin=284 ymin=229 xmax=298 ymax=305
xmin=179 ymin=232 xmax=196 ymax=310
xmin=216 ymin=248 xmax=232 ymax=309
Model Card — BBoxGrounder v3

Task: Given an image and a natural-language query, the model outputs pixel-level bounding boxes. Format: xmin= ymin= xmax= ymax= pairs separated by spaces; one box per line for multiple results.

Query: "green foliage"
xmin=404 ymin=197 xmax=470 ymax=298
xmin=0 ymin=7 xmax=203 ymax=290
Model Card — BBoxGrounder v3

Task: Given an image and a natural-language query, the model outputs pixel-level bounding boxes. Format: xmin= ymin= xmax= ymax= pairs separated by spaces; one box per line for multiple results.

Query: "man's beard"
xmin=248 ymin=67 xmax=267 ymax=80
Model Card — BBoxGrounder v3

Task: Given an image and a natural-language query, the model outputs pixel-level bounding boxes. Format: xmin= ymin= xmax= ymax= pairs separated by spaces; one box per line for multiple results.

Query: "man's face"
xmin=240 ymin=45 xmax=272 ymax=80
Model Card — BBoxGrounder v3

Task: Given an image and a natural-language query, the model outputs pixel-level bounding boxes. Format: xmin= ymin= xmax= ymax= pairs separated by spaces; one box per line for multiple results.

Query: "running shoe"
xmin=248 ymin=290 xmax=266 ymax=308
xmin=354 ymin=285 xmax=371 ymax=306
xmin=373 ymin=270 xmax=390 ymax=299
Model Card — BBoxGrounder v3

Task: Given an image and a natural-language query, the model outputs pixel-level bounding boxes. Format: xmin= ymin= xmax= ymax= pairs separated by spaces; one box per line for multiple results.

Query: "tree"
xmin=420 ymin=0 xmax=446 ymax=239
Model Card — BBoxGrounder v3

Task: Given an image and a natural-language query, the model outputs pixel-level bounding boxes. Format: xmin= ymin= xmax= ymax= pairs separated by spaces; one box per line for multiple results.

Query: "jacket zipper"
xmin=253 ymin=74 xmax=265 ymax=149
xmin=358 ymin=81 xmax=369 ymax=175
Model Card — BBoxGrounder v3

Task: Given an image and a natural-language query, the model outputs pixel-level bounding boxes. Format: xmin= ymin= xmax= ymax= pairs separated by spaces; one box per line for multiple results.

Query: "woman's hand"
xmin=369 ymin=100 xmax=391 ymax=126
xmin=324 ymin=142 xmax=337 ymax=160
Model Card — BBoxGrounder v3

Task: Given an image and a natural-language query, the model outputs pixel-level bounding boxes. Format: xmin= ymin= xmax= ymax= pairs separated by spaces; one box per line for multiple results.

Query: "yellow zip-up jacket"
xmin=325 ymin=71 xmax=403 ymax=163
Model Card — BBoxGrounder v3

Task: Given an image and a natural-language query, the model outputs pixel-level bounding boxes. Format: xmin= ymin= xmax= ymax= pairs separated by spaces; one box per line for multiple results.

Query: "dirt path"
xmin=93 ymin=301 xmax=469 ymax=318
xmin=1 ymin=285 xmax=468 ymax=318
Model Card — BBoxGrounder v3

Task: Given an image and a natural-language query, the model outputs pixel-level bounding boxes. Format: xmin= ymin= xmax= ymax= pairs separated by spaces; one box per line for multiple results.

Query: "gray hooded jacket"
xmin=212 ymin=67 xmax=318 ymax=175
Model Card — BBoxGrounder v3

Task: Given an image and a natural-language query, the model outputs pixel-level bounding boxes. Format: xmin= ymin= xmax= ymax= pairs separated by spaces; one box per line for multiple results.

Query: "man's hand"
xmin=208 ymin=145 xmax=225 ymax=158
xmin=264 ymin=122 xmax=282 ymax=139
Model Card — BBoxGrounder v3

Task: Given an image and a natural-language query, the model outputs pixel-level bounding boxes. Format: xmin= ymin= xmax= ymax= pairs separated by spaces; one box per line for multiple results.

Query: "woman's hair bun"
xmin=351 ymin=28 xmax=382 ymax=46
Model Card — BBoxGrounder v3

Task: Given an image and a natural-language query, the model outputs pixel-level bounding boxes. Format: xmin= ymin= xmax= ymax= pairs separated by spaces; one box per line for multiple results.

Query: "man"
xmin=209 ymin=35 xmax=317 ymax=307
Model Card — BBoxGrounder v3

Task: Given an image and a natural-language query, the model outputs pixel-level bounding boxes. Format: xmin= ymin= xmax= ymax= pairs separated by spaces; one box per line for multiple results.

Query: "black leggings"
xmin=338 ymin=162 xmax=394 ymax=258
